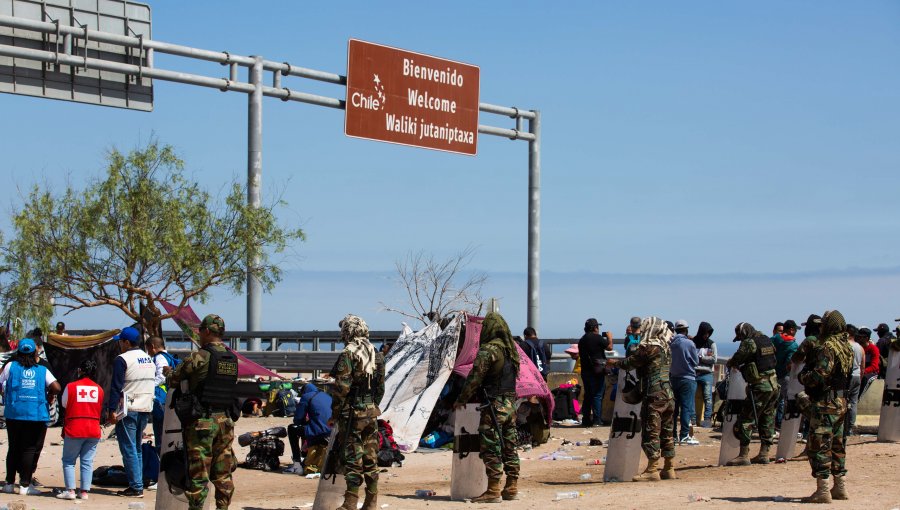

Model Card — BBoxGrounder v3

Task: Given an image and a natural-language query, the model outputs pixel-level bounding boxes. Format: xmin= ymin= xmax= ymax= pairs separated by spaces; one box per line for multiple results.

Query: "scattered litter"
xmin=589 ymin=438 xmax=603 ymax=446
xmin=292 ymin=504 xmax=313 ymax=509
xmin=380 ymin=505 xmax=390 ymax=509
xmin=775 ymin=457 xmax=787 ymax=464
xmin=128 ymin=503 xmax=145 ymax=510
xmin=554 ymin=491 xmax=583 ymax=500
xmin=687 ymin=493 xmax=710 ymax=502
xmin=579 ymin=473 xmax=592 ymax=481
xmin=415 ymin=489 xmax=436 ymax=497
xmin=304 ymin=473 xmax=321 ymax=479
xmin=585 ymin=458 xmax=605 ymax=465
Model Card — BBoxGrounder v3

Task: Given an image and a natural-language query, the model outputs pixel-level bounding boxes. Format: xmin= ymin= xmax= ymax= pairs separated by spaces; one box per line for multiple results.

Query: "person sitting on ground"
xmin=0 ymin=338 xmax=61 ymax=496
xmin=284 ymin=382 xmax=332 ymax=476
xmin=57 ymin=359 xmax=104 ymax=501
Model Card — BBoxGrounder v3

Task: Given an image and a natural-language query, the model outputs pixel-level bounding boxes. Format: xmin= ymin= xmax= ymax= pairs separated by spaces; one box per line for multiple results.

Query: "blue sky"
xmin=1 ymin=2 xmax=899 ymax=352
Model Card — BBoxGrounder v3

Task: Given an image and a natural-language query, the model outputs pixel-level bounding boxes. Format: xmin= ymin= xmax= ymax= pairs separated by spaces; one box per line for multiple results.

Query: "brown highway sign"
xmin=345 ymin=39 xmax=480 ymax=156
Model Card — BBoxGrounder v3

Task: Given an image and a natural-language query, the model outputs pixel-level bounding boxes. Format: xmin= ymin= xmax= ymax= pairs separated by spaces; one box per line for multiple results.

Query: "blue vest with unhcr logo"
xmin=4 ymin=362 xmax=49 ymax=421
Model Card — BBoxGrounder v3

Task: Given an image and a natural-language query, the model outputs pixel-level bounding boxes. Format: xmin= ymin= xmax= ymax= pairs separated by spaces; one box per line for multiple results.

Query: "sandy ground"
xmin=0 ymin=415 xmax=897 ymax=510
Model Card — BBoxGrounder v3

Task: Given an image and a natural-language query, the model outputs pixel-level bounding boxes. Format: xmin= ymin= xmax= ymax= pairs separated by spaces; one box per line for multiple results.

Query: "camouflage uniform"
xmin=330 ymin=319 xmax=386 ymax=499
xmin=457 ymin=340 xmax=520 ymax=480
xmin=168 ymin=315 xmax=236 ymax=510
xmin=798 ymin=319 xmax=852 ymax=480
xmin=616 ymin=344 xmax=675 ymax=461
xmin=727 ymin=337 xmax=780 ymax=447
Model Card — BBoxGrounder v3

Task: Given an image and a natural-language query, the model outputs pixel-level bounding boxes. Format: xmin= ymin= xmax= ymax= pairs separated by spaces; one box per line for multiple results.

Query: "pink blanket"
xmin=453 ymin=315 xmax=554 ymax=422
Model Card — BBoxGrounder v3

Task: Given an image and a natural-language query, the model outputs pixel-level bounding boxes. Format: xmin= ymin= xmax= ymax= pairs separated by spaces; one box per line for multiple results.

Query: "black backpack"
xmin=551 ymin=385 xmax=580 ymax=421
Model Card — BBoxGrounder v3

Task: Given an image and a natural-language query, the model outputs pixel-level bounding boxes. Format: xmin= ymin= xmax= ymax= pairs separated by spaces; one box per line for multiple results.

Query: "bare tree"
xmin=382 ymin=246 xmax=487 ymax=326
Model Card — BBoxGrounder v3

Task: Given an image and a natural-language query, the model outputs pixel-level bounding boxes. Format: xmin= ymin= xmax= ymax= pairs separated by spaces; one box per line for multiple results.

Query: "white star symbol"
xmin=373 ymin=74 xmax=381 ymax=85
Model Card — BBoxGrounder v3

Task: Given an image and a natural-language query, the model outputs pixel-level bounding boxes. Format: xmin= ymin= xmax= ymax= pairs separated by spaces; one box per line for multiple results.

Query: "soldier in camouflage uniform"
xmin=725 ymin=322 xmax=780 ymax=466
xmin=454 ymin=312 xmax=521 ymax=502
xmin=164 ymin=314 xmax=238 ymax=510
xmin=611 ymin=316 xmax=677 ymax=482
xmin=329 ymin=315 xmax=385 ymax=510
xmin=797 ymin=310 xmax=853 ymax=504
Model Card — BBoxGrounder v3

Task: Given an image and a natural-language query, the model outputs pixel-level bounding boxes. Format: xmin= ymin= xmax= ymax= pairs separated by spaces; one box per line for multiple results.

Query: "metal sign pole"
xmin=527 ymin=111 xmax=541 ymax=332
xmin=247 ymin=56 xmax=263 ymax=351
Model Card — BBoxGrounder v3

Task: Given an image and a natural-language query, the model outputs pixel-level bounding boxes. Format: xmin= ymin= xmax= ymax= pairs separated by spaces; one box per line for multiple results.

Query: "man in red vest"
xmin=58 ymin=359 xmax=104 ymax=501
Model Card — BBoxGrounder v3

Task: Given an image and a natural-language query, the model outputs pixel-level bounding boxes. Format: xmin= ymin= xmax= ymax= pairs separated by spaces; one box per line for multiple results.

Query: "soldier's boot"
xmin=336 ymin=490 xmax=359 ymax=510
xmin=830 ymin=475 xmax=848 ymax=500
xmin=751 ymin=444 xmax=771 ymax=464
xmin=802 ymin=477 xmax=831 ymax=504
xmin=501 ymin=477 xmax=519 ymax=500
xmin=726 ymin=445 xmax=751 ymax=466
xmin=471 ymin=478 xmax=502 ymax=503
xmin=632 ymin=458 xmax=660 ymax=482
xmin=659 ymin=456 xmax=677 ymax=480
xmin=361 ymin=489 xmax=378 ymax=510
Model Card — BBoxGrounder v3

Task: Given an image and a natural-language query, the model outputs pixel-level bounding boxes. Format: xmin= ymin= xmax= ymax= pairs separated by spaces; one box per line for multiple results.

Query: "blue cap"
xmin=17 ymin=338 xmax=36 ymax=354
xmin=119 ymin=327 xmax=141 ymax=344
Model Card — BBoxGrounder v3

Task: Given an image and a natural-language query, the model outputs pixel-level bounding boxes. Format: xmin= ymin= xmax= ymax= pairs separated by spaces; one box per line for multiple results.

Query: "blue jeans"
xmin=695 ymin=372 xmax=714 ymax=422
xmin=581 ymin=370 xmax=606 ymax=426
xmin=671 ymin=376 xmax=697 ymax=440
xmin=115 ymin=411 xmax=149 ymax=490
xmin=62 ymin=437 xmax=99 ymax=491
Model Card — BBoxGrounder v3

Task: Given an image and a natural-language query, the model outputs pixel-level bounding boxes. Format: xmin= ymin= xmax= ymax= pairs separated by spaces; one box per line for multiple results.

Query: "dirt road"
xmin=0 ymin=415 xmax=897 ymax=509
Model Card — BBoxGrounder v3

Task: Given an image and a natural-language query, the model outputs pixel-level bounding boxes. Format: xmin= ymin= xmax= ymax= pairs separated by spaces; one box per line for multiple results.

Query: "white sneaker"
xmin=77 ymin=490 xmax=90 ymax=500
xmin=146 ymin=482 xmax=158 ymax=491
xmin=682 ymin=436 xmax=700 ymax=445
xmin=304 ymin=473 xmax=321 ymax=479
xmin=2 ymin=483 xmax=15 ymax=494
xmin=56 ymin=489 xmax=76 ymax=500
xmin=20 ymin=483 xmax=41 ymax=495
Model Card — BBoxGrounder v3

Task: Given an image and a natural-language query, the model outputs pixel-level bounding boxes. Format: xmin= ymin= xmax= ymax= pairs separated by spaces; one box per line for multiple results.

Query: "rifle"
xmin=322 ymin=388 xmax=356 ymax=484
xmin=478 ymin=388 xmax=504 ymax=454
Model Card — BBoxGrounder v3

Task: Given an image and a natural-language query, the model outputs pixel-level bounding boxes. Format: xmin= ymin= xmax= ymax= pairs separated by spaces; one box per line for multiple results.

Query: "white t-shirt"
xmin=850 ymin=341 xmax=863 ymax=378
xmin=0 ymin=361 xmax=58 ymax=388
xmin=153 ymin=351 xmax=171 ymax=387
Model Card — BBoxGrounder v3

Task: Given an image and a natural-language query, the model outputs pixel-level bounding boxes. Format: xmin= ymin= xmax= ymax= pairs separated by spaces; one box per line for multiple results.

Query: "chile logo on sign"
xmin=345 ymin=39 xmax=480 ymax=156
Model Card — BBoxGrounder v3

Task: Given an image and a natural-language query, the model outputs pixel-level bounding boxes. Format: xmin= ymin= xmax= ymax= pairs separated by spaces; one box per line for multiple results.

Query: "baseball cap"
xmin=783 ymin=319 xmax=800 ymax=330
xmin=200 ymin=314 xmax=225 ymax=335
xmin=584 ymin=318 xmax=601 ymax=330
xmin=119 ymin=327 xmax=141 ymax=344
xmin=674 ymin=319 xmax=689 ymax=330
xmin=801 ymin=314 xmax=822 ymax=327
xmin=17 ymin=338 xmax=36 ymax=354
xmin=875 ymin=323 xmax=890 ymax=334
xmin=857 ymin=327 xmax=872 ymax=338
xmin=629 ymin=316 xmax=642 ymax=329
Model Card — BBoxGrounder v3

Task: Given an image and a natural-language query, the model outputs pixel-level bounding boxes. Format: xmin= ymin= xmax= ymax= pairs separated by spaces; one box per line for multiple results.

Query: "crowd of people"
xmin=0 ymin=310 xmax=896 ymax=508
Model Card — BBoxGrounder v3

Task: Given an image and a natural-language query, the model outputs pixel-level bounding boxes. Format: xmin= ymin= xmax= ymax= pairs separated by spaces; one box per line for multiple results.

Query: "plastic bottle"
xmin=554 ymin=491 xmax=583 ymax=500
xmin=579 ymin=473 xmax=592 ymax=480
xmin=128 ymin=504 xmax=146 ymax=510
xmin=586 ymin=459 xmax=603 ymax=465
xmin=415 ymin=489 xmax=436 ymax=497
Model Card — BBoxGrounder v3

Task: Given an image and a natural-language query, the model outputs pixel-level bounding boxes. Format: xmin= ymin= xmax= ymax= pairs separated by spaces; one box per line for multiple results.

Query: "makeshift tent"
xmin=380 ymin=315 xmax=463 ymax=452
xmin=378 ymin=314 xmax=553 ymax=453
xmin=453 ymin=315 xmax=554 ymax=422
xmin=160 ymin=301 xmax=282 ymax=379
xmin=45 ymin=329 xmax=122 ymax=409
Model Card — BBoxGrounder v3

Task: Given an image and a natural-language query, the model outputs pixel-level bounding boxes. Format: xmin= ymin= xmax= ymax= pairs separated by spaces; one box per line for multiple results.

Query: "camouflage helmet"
xmin=200 ymin=314 xmax=225 ymax=336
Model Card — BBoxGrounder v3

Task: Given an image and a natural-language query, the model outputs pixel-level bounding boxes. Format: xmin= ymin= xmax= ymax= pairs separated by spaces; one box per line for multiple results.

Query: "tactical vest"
xmin=483 ymin=349 xmax=517 ymax=398
xmin=198 ymin=345 xmax=238 ymax=410
xmin=3 ymin=362 xmax=49 ymax=421
xmin=753 ymin=335 xmax=777 ymax=373
xmin=828 ymin=346 xmax=851 ymax=393
xmin=644 ymin=346 xmax=671 ymax=386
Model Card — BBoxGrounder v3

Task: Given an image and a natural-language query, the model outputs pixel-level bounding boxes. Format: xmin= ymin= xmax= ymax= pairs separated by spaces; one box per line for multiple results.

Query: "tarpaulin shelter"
xmin=453 ymin=315 xmax=554 ymax=421
xmin=160 ymin=301 xmax=282 ymax=379
xmin=45 ymin=329 xmax=121 ymax=409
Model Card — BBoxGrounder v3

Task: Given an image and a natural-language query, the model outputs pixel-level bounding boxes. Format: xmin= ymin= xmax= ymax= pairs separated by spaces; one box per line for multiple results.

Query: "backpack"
xmin=376 ymin=420 xmax=404 ymax=467
xmin=271 ymin=389 xmax=296 ymax=417
xmin=551 ymin=385 xmax=580 ymax=421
